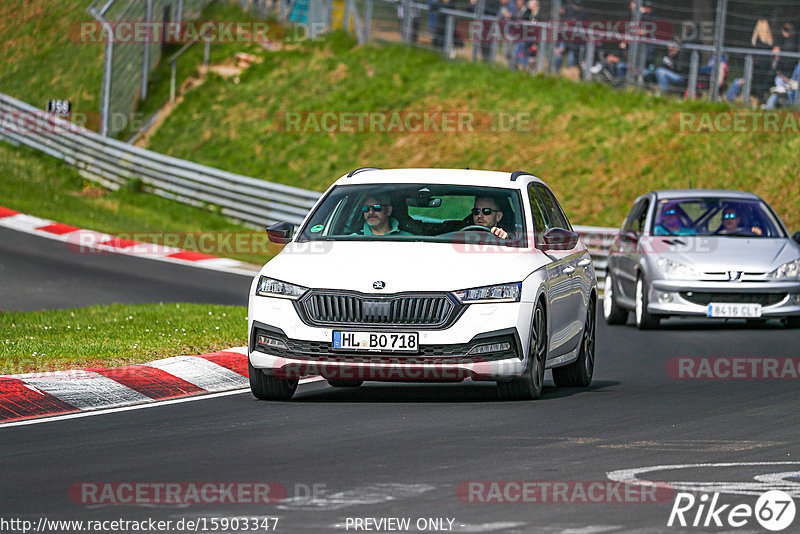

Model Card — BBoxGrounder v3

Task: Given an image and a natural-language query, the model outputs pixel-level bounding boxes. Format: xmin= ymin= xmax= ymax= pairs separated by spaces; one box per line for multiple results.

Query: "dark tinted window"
xmin=533 ymin=184 xmax=571 ymax=230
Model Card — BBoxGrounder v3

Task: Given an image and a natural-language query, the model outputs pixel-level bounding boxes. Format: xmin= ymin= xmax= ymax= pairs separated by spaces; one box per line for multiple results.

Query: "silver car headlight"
xmin=255 ymin=276 xmax=308 ymax=299
xmin=767 ymin=259 xmax=800 ymax=280
xmin=453 ymin=283 xmax=521 ymax=304
xmin=657 ymin=258 xmax=701 ymax=279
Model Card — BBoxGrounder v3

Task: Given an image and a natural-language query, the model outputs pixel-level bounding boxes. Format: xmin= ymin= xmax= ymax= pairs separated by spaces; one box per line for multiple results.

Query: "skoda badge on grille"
xmin=373 ymin=281 xmax=386 ymax=290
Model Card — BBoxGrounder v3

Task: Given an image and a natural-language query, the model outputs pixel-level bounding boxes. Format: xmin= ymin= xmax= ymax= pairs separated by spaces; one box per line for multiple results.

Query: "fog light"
xmin=258 ymin=335 xmax=287 ymax=350
xmin=468 ymin=341 xmax=512 ymax=355
xmin=658 ymin=292 xmax=673 ymax=304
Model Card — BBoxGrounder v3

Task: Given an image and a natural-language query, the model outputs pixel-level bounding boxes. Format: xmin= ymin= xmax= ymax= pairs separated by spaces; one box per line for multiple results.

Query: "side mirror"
xmin=793 ymin=231 xmax=800 ymax=245
xmin=621 ymin=230 xmax=639 ymax=244
xmin=266 ymin=221 xmax=295 ymax=244
xmin=538 ymin=227 xmax=579 ymax=251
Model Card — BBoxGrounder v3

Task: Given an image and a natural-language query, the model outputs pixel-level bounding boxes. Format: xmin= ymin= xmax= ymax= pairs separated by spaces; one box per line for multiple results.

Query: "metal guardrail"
xmin=0 ymin=93 xmax=321 ymax=228
xmin=0 ymin=92 xmax=615 ymax=285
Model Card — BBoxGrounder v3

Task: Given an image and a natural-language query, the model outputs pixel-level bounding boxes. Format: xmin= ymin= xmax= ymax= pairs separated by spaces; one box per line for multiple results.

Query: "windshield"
xmin=651 ymin=197 xmax=786 ymax=238
xmin=298 ymin=183 xmax=527 ymax=247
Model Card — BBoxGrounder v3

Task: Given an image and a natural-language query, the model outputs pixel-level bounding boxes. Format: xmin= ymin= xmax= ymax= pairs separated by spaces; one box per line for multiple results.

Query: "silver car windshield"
xmin=652 ymin=197 xmax=785 ymax=238
xmin=298 ymin=184 xmax=527 ymax=247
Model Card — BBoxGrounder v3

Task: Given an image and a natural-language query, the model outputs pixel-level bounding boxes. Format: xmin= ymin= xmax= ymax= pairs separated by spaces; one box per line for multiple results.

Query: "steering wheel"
xmin=459 ymin=225 xmax=493 ymax=232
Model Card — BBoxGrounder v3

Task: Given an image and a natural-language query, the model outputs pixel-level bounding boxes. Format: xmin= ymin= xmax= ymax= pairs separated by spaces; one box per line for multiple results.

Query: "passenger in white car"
xmin=357 ymin=195 xmax=413 ymax=236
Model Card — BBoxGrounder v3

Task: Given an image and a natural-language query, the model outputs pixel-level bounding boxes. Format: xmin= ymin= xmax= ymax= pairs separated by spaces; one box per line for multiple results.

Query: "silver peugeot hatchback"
xmin=603 ymin=189 xmax=800 ymax=329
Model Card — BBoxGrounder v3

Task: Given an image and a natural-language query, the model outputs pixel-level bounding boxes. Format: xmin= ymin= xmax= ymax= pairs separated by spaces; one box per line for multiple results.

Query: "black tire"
xmin=327 ymin=379 xmax=364 ymax=387
xmin=497 ymin=301 xmax=547 ymax=401
xmin=602 ymin=273 xmax=628 ymax=325
xmin=785 ymin=316 xmax=800 ymax=329
xmin=249 ymin=357 xmax=298 ymax=400
xmin=635 ymin=275 xmax=660 ymax=330
xmin=553 ymin=297 xmax=596 ymax=388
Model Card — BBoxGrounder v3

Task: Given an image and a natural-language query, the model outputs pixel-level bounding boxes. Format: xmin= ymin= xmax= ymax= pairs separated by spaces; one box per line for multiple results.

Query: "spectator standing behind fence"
xmin=653 ymin=41 xmax=688 ymax=94
xmin=725 ymin=19 xmax=774 ymax=104
xmin=766 ymin=59 xmax=800 ymax=109
xmin=556 ymin=0 xmax=585 ymax=71
xmin=512 ymin=0 xmax=539 ymax=71
xmin=498 ymin=0 xmax=516 ymax=68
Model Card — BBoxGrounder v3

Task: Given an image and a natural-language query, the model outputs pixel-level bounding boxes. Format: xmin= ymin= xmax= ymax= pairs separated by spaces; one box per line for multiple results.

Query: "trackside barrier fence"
xmin=0 ymin=93 xmax=319 ymax=228
xmin=0 ymin=92 xmax=614 ymax=287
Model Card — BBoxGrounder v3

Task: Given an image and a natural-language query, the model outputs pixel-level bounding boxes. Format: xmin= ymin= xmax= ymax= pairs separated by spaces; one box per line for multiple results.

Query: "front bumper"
xmin=647 ymin=279 xmax=800 ymax=317
xmin=247 ymin=296 xmax=532 ymax=381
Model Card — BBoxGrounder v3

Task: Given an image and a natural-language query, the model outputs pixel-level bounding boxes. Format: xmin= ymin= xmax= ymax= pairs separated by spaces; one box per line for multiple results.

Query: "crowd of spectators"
xmin=398 ymin=0 xmax=800 ymax=108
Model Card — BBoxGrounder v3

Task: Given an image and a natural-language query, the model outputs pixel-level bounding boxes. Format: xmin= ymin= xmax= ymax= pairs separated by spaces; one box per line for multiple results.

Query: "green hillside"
xmin=141 ymin=32 xmax=800 ymax=231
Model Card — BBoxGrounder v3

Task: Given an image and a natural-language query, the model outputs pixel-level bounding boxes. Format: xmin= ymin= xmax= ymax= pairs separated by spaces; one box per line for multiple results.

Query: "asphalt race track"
xmin=0 ymin=227 xmax=252 ymax=311
xmin=2 ymin=229 xmax=800 ymax=532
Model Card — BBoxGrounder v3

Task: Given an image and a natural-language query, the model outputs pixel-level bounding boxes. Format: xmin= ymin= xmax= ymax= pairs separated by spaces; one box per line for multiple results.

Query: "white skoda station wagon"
xmin=248 ymin=168 xmax=597 ymax=400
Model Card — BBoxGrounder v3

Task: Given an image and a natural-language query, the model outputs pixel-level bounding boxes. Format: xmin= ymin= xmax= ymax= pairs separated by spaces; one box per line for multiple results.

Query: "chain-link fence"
xmin=87 ymin=0 xmax=215 ymax=136
xmin=278 ymin=0 xmax=800 ymax=108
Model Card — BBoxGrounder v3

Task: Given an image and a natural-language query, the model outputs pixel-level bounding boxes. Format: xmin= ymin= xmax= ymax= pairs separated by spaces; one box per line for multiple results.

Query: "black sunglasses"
xmin=471 ymin=208 xmax=498 ymax=216
xmin=362 ymin=204 xmax=384 ymax=213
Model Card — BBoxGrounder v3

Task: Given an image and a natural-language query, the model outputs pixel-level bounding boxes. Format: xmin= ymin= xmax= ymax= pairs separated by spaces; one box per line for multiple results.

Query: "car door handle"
xmin=578 ymin=258 xmax=591 ymax=267
xmin=563 ymin=266 xmax=576 ymax=275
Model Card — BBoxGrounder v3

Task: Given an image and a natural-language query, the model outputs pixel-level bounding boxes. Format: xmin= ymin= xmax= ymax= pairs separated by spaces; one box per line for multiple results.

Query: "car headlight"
xmin=453 ymin=283 xmax=521 ymax=304
xmin=767 ymin=259 xmax=800 ymax=280
xmin=255 ymin=276 xmax=308 ymax=299
xmin=657 ymin=258 xmax=701 ymax=279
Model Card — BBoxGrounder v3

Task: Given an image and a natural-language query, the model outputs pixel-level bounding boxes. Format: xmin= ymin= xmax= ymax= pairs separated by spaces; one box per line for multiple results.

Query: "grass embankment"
xmin=0 ymin=143 xmax=278 ymax=265
xmin=0 ymin=0 xmax=102 ymax=120
xmin=0 ymin=303 xmax=246 ymax=374
xmin=142 ymin=32 xmax=800 ymax=230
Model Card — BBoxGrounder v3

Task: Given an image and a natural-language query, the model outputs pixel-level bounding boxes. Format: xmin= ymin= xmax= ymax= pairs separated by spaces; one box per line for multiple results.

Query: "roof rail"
xmin=347 ymin=167 xmax=381 ymax=177
xmin=510 ymin=170 xmax=533 ymax=181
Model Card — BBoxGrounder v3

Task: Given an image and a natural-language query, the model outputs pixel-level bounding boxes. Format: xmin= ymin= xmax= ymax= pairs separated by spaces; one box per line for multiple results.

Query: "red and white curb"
xmin=0 ymin=348 xmax=323 ymax=423
xmin=0 ymin=206 xmax=259 ymax=276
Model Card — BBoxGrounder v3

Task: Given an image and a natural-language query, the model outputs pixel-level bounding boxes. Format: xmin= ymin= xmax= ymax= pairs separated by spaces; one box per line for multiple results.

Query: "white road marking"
xmin=607 ymin=461 xmax=800 ymax=497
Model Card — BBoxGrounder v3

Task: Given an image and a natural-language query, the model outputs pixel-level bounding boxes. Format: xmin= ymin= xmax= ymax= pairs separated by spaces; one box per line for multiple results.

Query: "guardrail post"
xmin=626 ymin=0 xmax=641 ymax=87
xmin=176 ymin=0 xmax=184 ymax=24
xmin=535 ymin=21 xmax=546 ymax=73
xmin=489 ymin=24 xmax=498 ymax=63
xmin=364 ymin=0 xmax=373 ymax=42
xmin=742 ymin=54 xmax=753 ymax=104
xmin=401 ymin=0 xmax=412 ymax=43
xmin=141 ymin=0 xmax=153 ymax=101
xmin=547 ymin=0 xmax=560 ymax=73
xmin=687 ymin=50 xmax=699 ymax=99
xmin=444 ymin=14 xmax=455 ymax=58
xmin=709 ymin=0 xmax=727 ymax=101
xmin=170 ymin=60 xmax=177 ymax=104
xmin=471 ymin=0 xmax=484 ymax=62
xmin=100 ymin=25 xmax=113 ymax=137
xmin=582 ymin=40 xmax=595 ymax=81
xmin=343 ymin=0 xmax=351 ymax=32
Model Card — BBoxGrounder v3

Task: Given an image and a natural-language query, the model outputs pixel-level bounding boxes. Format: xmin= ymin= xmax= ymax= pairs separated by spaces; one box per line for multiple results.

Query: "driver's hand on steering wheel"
xmin=490 ymin=226 xmax=508 ymax=239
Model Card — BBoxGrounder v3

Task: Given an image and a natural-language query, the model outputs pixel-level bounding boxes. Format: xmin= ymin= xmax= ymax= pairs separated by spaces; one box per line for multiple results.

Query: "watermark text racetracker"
xmin=667 ymin=357 xmax=800 ymax=380
xmin=0 ymin=516 xmax=279 ymax=534
xmin=274 ymin=111 xmax=535 ymax=134
xmin=457 ymin=481 xmax=674 ymax=503
xmin=66 ymin=231 xmax=330 ymax=256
